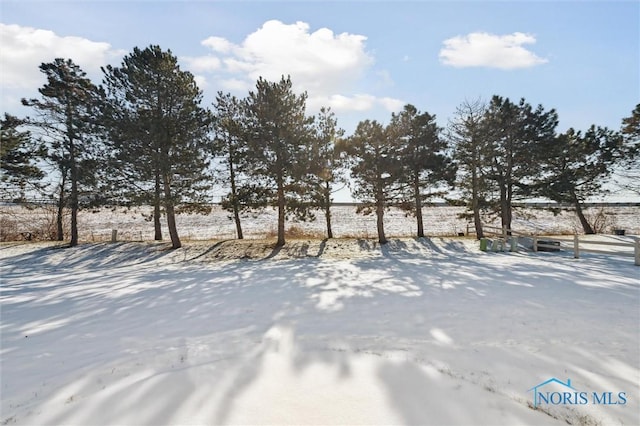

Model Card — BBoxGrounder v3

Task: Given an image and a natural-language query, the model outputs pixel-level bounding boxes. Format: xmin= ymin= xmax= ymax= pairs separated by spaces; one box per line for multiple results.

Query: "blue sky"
xmin=2 ymin=0 xmax=638 ymax=136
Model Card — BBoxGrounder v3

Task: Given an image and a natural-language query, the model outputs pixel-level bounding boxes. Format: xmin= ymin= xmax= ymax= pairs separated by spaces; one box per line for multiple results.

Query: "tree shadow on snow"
xmin=1 ymin=242 xmax=638 ymax=425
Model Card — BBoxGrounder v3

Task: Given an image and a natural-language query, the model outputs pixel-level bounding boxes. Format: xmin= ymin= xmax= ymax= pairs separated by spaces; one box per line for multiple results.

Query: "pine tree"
xmin=22 ymin=58 xmax=102 ymax=246
xmin=211 ymin=92 xmax=263 ymax=240
xmin=448 ymin=99 xmax=491 ymax=239
xmin=0 ymin=114 xmax=44 ymax=201
xmin=536 ymin=126 xmax=624 ymax=234
xmin=101 ymin=45 xmax=211 ymax=249
xmin=483 ymin=96 xmax=558 ymax=232
xmin=102 ymin=111 xmax=167 ymax=240
xmin=621 ymin=104 xmax=640 ymax=141
xmin=243 ymin=76 xmax=314 ymax=247
xmin=307 ymin=107 xmax=346 ymax=239
xmin=346 ymin=119 xmax=401 ymax=244
xmin=618 ymin=104 xmax=640 ymax=195
xmin=390 ymin=104 xmax=455 ymax=238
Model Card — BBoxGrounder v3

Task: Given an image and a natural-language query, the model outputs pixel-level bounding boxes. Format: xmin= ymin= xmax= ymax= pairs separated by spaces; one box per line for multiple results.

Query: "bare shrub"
xmin=584 ymin=207 xmax=617 ymax=234
xmin=0 ymin=204 xmax=69 ymax=241
xmin=0 ymin=216 xmax=20 ymax=241
xmin=341 ymin=229 xmax=371 ymax=239
xmin=265 ymin=225 xmax=325 ymax=240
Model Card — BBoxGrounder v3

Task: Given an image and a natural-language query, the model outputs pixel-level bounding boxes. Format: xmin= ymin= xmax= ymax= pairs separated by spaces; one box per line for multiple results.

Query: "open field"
xmin=2 ymin=204 xmax=639 ymax=242
xmin=1 ymin=237 xmax=638 ymax=425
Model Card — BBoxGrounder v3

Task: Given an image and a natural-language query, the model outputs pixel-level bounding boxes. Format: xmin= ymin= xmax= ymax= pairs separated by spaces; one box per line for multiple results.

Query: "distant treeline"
xmin=1 ymin=45 xmax=638 ymax=248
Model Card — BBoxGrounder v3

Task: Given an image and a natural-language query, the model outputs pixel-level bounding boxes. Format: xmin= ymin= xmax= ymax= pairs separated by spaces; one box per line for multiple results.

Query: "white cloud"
xmin=219 ymin=78 xmax=252 ymax=92
xmin=193 ymin=75 xmax=208 ymax=89
xmin=201 ymin=36 xmax=233 ymax=53
xmin=309 ymin=94 xmax=376 ymax=112
xmin=181 ymin=55 xmax=221 ymax=73
xmin=308 ymin=94 xmax=404 ymax=113
xmin=223 ymin=57 xmax=254 ymax=74
xmin=378 ymin=97 xmax=405 ymax=112
xmin=439 ymin=32 xmax=548 ymax=70
xmin=188 ymin=20 xmax=401 ymax=113
xmin=229 ymin=20 xmax=373 ymax=93
xmin=0 ymin=23 xmax=125 ymax=89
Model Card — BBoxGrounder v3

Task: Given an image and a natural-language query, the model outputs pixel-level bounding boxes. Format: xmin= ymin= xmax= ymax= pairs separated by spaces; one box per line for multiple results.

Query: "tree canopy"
xmin=0 ymin=114 xmax=44 ymax=201
xmin=7 ymin=45 xmax=638 ymax=246
xmin=102 ymin=45 xmax=211 ymax=249
xmin=390 ymin=104 xmax=455 ymax=238
xmin=22 ymin=58 xmax=102 ymax=246
xmin=346 ymin=119 xmax=400 ymax=244
xmin=243 ymin=76 xmax=314 ymax=246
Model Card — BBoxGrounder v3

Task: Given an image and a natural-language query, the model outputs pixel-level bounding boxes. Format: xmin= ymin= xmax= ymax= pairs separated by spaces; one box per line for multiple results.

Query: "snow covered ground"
xmin=2 ymin=204 xmax=640 ymax=242
xmin=1 ymin=237 xmax=639 ymax=425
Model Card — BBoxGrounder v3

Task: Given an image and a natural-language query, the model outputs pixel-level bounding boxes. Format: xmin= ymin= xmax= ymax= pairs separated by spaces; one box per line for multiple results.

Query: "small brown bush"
xmin=585 ymin=207 xmax=617 ymax=234
xmin=264 ymin=224 xmax=325 ymax=239
xmin=0 ymin=205 xmax=69 ymax=241
xmin=0 ymin=217 xmax=20 ymax=241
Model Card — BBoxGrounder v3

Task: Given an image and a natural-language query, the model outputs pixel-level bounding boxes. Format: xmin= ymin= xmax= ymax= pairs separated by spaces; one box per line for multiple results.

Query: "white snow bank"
xmin=1 ymin=239 xmax=638 ymax=425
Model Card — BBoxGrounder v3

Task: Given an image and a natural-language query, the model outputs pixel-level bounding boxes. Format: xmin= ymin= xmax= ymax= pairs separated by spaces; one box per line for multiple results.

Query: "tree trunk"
xmin=229 ymin=156 xmax=243 ymax=239
xmin=499 ymin=182 xmax=509 ymax=231
xmin=70 ymin=168 xmax=78 ymax=247
xmin=471 ymin=170 xmax=484 ymax=239
xmin=324 ymin=181 xmax=333 ymax=239
xmin=573 ymin=197 xmax=594 ymax=234
xmin=276 ymin=174 xmax=286 ymax=247
xmin=505 ymin=147 xmax=514 ymax=235
xmin=473 ymin=206 xmax=484 ymax=239
xmin=232 ymin=199 xmax=243 ymax=240
xmin=414 ymin=173 xmax=424 ymax=238
xmin=69 ymin=138 xmax=79 ymax=247
xmin=163 ymin=175 xmax=181 ymax=249
xmin=64 ymin=97 xmax=79 ymax=247
xmin=505 ymin=181 xmax=513 ymax=235
xmin=153 ymin=171 xmax=162 ymax=240
xmin=56 ymin=179 xmax=65 ymax=241
xmin=376 ymin=201 xmax=387 ymax=244
xmin=376 ymin=182 xmax=387 ymax=245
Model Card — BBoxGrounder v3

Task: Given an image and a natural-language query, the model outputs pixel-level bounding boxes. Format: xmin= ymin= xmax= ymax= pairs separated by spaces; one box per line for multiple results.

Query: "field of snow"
xmin=1 ymin=237 xmax=638 ymax=425
xmin=2 ymin=204 xmax=639 ymax=242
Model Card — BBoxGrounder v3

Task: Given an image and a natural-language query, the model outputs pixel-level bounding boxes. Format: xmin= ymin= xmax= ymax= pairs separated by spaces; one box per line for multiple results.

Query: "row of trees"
xmin=449 ymin=99 xmax=639 ymax=238
xmin=1 ymin=45 xmax=638 ymax=248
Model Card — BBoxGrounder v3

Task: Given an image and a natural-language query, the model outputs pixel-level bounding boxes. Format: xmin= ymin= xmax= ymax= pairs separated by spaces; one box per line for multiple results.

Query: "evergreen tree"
xmin=536 ymin=126 xmax=624 ymax=234
xmin=346 ymin=119 xmax=400 ymax=244
xmin=22 ymin=58 xmax=102 ymax=246
xmin=0 ymin=114 xmax=44 ymax=201
xmin=618 ymin=104 xmax=640 ymax=195
xmin=390 ymin=104 xmax=455 ymax=238
xmin=102 ymin=45 xmax=211 ymax=249
xmin=307 ymin=107 xmax=346 ymax=239
xmin=621 ymin=104 xmax=640 ymax=141
xmin=448 ymin=99 xmax=491 ymax=239
xmin=211 ymin=92 xmax=266 ymax=239
xmin=243 ymin=76 xmax=314 ymax=247
xmin=101 ymin=99 xmax=165 ymax=240
xmin=483 ymin=96 xmax=558 ymax=232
